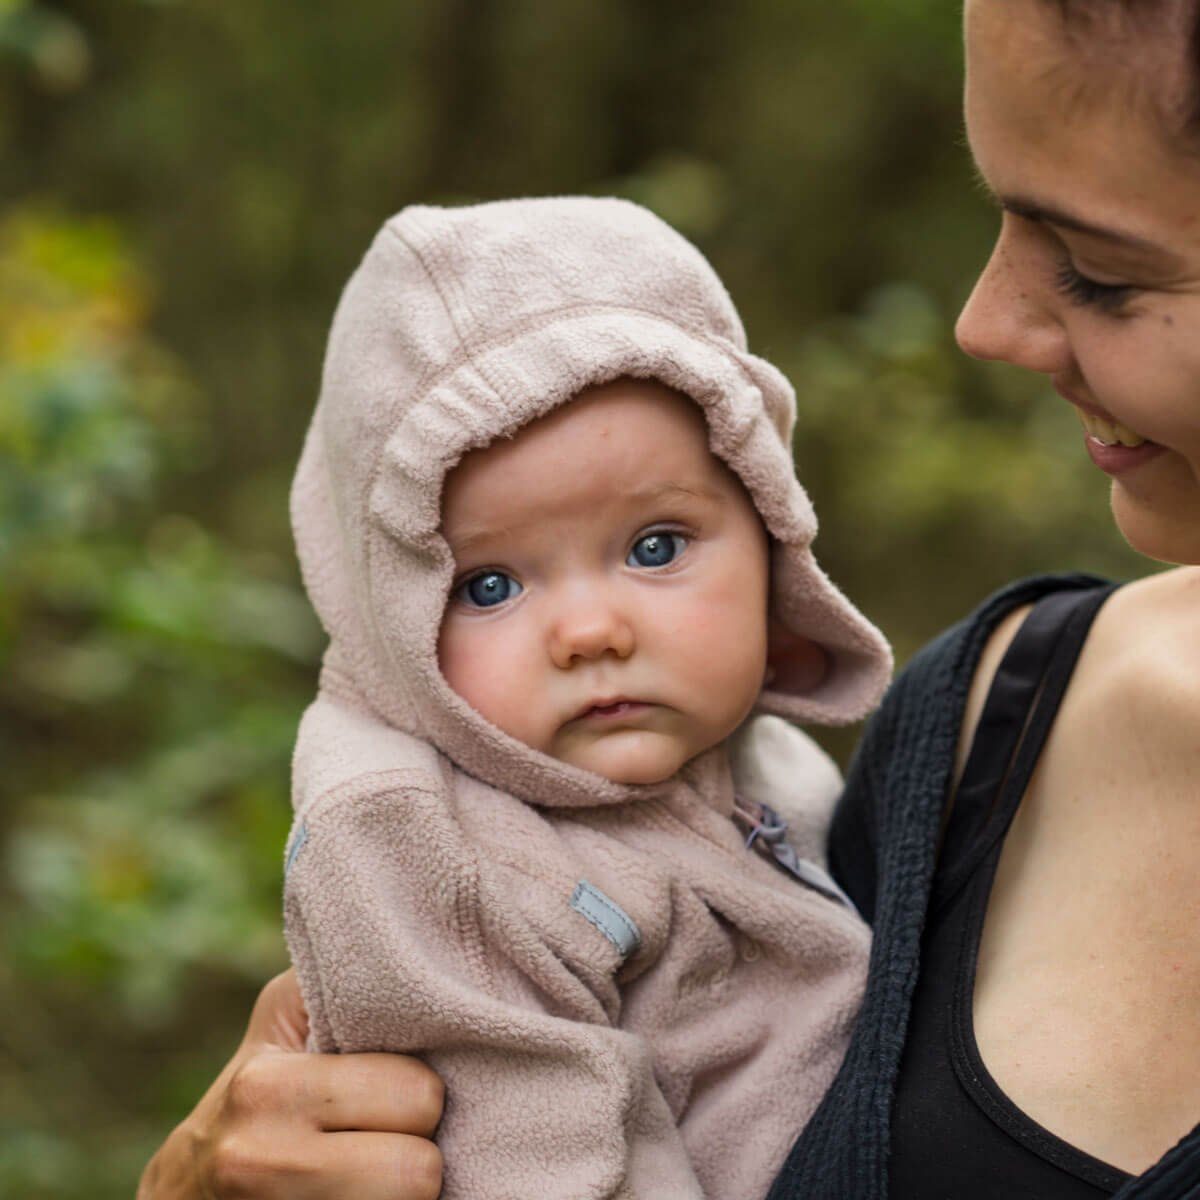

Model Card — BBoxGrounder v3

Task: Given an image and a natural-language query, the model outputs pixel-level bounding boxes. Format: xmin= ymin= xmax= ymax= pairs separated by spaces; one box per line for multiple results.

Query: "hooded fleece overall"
xmin=283 ymin=196 xmax=893 ymax=1200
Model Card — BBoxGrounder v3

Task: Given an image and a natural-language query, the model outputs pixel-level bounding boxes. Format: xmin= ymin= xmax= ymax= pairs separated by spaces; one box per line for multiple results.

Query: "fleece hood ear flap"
xmin=291 ymin=197 xmax=891 ymax=809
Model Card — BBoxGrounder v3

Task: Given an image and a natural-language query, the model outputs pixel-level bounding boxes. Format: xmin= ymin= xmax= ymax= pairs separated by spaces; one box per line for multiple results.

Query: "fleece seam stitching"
xmin=298 ymin=769 xmax=442 ymax=825
xmin=380 ymin=299 xmax=760 ymax=438
xmin=296 ymin=772 xmax=496 ymax=995
xmin=284 ymin=887 xmax=337 ymax=1051
xmin=486 ymin=845 xmax=582 ymax=897
xmin=366 ymin=221 xmax=764 ymax=537
xmin=386 ymin=216 xmax=513 ymax=428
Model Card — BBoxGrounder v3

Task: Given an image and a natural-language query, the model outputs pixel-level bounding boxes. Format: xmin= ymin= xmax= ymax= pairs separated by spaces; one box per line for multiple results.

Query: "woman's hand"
xmin=137 ymin=970 xmax=444 ymax=1199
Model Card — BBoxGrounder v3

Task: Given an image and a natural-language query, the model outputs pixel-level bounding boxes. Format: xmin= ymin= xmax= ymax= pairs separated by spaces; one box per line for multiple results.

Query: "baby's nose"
xmin=549 ymin=605 xmax=635 ymax=667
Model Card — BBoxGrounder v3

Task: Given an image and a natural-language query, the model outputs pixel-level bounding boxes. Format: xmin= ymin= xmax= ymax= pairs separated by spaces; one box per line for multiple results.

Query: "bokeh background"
xmin=1 ymin=1 xmax=1149 ymax=1194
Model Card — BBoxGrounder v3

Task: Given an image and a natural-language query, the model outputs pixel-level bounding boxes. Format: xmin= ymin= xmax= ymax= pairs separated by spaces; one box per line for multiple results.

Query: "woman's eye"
xmin=1054 ymin=262 xmax=1136 ymax=314
xmin=457 ymin=571 xmax=522 ymax=608
xmin=627 ymin=532 xmax=687 ymax=569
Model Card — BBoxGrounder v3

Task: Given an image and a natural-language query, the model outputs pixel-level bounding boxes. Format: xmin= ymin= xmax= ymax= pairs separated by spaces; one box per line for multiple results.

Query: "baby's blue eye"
xmin=458 ymin=571 xmax=522 ymax=608
xmin=627 ymin=532 xmax=686 ymax=569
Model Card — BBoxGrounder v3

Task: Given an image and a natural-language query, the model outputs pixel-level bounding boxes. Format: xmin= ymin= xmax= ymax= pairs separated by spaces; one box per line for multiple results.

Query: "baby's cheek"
xmin=699 ymin=580 xmax=769 ymax=665
xmin=439 ymin=618 xmax=548 ymax=747
xmin=439 ymin=621 xmax=501 ymax=715
xmin=676 ymin=601 xmax=767 ymax=701
xmin=436 ymin=615 xmax=470 ymax=695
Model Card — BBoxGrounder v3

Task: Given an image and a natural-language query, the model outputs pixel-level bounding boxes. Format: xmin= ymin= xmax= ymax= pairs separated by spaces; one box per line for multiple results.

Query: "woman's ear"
xmin=766 ymin=617 xmax=829 ymax=695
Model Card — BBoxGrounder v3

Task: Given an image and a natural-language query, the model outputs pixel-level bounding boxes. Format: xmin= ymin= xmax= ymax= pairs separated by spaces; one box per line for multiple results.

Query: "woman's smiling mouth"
xmin=1069 ymin=407 xmax=1168 ymax=476
xmin=1074 ymin=407 xmax=1147 ymax=449
xmin=1051 ymin=384 xmax=1167 ymax=474
xmin=1053 ymin=382 xmax=1151 ymax=447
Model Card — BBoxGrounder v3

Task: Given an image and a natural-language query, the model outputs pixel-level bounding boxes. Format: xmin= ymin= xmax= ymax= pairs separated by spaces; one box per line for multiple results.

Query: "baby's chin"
xmin=558 ymin=729 xmax=700 ymax=786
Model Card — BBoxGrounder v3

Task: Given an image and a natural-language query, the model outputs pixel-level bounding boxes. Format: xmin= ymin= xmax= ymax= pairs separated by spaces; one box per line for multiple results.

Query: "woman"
xmin=773 ymin=3 xmax=1200 ymax=1195
xmin=137 ymin=1 xmax=1200 ymax=1196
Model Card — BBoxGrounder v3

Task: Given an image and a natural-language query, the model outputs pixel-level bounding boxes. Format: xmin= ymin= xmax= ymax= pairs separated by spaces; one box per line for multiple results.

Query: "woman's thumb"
xmin=243 ymin=969 xmax=310 ymax=1053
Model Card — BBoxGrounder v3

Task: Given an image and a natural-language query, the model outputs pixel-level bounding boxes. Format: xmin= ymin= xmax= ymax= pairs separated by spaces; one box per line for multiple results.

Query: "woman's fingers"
xmin=322 ymin=1133 xmax=444 ymax=1200
xmin=224 ymin=1047 xmax=445 ymax=1136
xmin=208 ymin=1130 xmax=443 ymax=1200
xmin=313 ymin=1054 xmax=445 ymax=1136
xmin=193 ymin=1052 xmax=445 ymax=1199
xmin=236 ymin=969 xmax=444 ymax=1135
xmin=138 ymin=970 xmax=446 ymax=1199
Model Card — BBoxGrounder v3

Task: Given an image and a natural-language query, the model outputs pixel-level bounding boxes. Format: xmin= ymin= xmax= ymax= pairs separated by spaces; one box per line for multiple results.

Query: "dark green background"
xmin=0 ymin=2 xmax=1147 ymax=1193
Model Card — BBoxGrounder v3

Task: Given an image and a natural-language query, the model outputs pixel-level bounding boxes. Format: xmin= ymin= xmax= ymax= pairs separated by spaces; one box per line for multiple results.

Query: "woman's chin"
xmin=1111 ymin=485 xmax=1200 ymax=567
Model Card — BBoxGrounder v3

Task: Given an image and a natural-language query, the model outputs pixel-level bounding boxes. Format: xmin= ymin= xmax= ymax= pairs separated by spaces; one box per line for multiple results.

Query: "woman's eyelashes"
xmin=456 ymin=570 xmax=523 ymax=609
xmin=626 ymin=530 xmax=689 ymax=569
xmin=1054 ymin=261 xmax=1137 ymax=314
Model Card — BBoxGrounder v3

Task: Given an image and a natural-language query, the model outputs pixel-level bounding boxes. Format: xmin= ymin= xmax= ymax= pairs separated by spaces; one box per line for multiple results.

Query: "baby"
xmin=283 ymin=197 xmax=892 ymax=1199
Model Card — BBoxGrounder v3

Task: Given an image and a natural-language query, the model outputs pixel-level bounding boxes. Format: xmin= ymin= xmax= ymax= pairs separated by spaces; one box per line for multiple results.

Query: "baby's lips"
xmin=572 ymin=697 xmax=651 ymax=720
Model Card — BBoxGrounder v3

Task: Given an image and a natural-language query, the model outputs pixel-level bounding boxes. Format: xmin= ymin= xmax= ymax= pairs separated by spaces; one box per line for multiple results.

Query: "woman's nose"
xmin=955 ymin=218 xmax=1072 ymax=376
xmin=548 ymin=602 xmax=636 ymax=668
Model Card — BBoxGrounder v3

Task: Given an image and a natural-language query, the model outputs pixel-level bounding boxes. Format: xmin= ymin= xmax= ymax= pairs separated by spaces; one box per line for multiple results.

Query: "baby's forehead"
xmin=439 ymin=379 xmax=748 ymax=541
xmin=448 ymin=381 xmax=719 ymax=490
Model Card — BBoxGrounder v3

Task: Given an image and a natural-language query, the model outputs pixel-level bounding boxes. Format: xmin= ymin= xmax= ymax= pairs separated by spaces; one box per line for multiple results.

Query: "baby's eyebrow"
xmin=445 ymin=482 xmax=720 ymax=557
xmin=624 ymin=481 xmax=719 ymax=504
xmin=445 ymin=524 xmax=518 ymax=557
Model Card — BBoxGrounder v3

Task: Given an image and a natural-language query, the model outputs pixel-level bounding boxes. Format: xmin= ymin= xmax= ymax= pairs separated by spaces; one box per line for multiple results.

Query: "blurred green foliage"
xmin=0 ymin=204 xmax=318 ymax=1194
xmin=0 ymin=1 xmax=1148 ymax=1195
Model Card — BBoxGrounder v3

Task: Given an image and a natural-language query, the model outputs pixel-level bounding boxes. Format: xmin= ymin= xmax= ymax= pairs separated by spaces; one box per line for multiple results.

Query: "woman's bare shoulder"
xmin=1093 ymin=564 xmax=1200 ymax=641
xmin=954 ymin=567 xmax=1200 ymax=784
xmin=939 ymin=568 xmax=1200 ymax=832
xmin=1073 ymin=566 xmax=1200 ymax=736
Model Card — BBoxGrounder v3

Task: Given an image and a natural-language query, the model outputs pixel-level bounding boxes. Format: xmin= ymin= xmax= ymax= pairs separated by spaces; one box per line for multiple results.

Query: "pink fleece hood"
xmin=290 ymin=196 xmax=891 ymax=809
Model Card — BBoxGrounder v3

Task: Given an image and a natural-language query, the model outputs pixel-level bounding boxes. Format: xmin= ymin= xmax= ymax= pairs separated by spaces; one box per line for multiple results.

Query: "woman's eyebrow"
xmin=999 ymin=194 xmax=1171 ymax=255
xmin=970 ymin=164 xmax=1176 ymax=258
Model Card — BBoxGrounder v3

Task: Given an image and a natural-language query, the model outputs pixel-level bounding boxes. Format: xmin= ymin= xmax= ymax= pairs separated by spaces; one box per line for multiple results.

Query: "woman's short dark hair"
xmin=1044 ymin=0 xmax=1200 ymax=144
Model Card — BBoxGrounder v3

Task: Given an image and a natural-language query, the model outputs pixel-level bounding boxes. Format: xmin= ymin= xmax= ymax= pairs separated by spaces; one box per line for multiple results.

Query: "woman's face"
xmin=959 ymin=0 xmax=1200 ymax=564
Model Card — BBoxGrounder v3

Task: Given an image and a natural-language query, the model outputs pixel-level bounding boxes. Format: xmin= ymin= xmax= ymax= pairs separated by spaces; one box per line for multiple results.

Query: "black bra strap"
xmin=932 ymin=583 xmax=1119 ymax=914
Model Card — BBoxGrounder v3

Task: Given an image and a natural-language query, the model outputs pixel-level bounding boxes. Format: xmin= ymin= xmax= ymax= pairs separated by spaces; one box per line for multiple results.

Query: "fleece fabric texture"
xmin=766 ymin=573 xmax=1200 ymax=1200
xmin=283 ymin=196 xmax=894 ymax=1200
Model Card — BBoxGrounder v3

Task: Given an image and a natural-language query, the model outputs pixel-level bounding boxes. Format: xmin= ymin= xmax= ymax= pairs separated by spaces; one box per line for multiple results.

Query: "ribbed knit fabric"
xmin=764 ymin=573 xmax=1200 ymax=1200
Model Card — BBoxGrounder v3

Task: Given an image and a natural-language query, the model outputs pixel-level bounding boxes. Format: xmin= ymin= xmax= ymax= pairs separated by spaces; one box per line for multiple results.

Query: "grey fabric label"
xmin=284 ymin=822 xmax=308 ymax=876
xmin=570 ymin=880 xmax=642 ymax=958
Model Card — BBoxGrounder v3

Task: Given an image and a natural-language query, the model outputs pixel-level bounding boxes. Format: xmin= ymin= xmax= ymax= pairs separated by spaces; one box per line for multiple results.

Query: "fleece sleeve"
xmin=283 ymin=781 xmax=705 ymax=1200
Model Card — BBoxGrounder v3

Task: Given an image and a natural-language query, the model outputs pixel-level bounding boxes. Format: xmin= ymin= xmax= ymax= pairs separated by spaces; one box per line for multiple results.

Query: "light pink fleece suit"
xmin=284 ymin=197 xmax=892 ymax=1200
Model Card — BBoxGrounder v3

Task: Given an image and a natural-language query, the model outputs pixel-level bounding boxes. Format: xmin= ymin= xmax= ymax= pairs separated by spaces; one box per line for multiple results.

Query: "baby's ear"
xmin=765 ymin=617 xmax=829 ymax=695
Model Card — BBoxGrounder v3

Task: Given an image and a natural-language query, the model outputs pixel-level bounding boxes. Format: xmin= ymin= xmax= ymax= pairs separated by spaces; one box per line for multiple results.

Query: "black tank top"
xmin=888 ymin=583 xmax=1134 ymax=1198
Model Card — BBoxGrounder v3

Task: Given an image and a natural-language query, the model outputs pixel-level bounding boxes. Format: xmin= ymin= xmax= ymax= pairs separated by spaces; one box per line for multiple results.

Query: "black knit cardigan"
xmin=766 ymin=574 xmax=1200 ymax=1200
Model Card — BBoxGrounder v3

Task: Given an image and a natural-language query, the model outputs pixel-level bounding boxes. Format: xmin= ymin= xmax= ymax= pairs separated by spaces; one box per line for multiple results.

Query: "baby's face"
xmin=438 ymin=378 xmax=771 ymax=785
